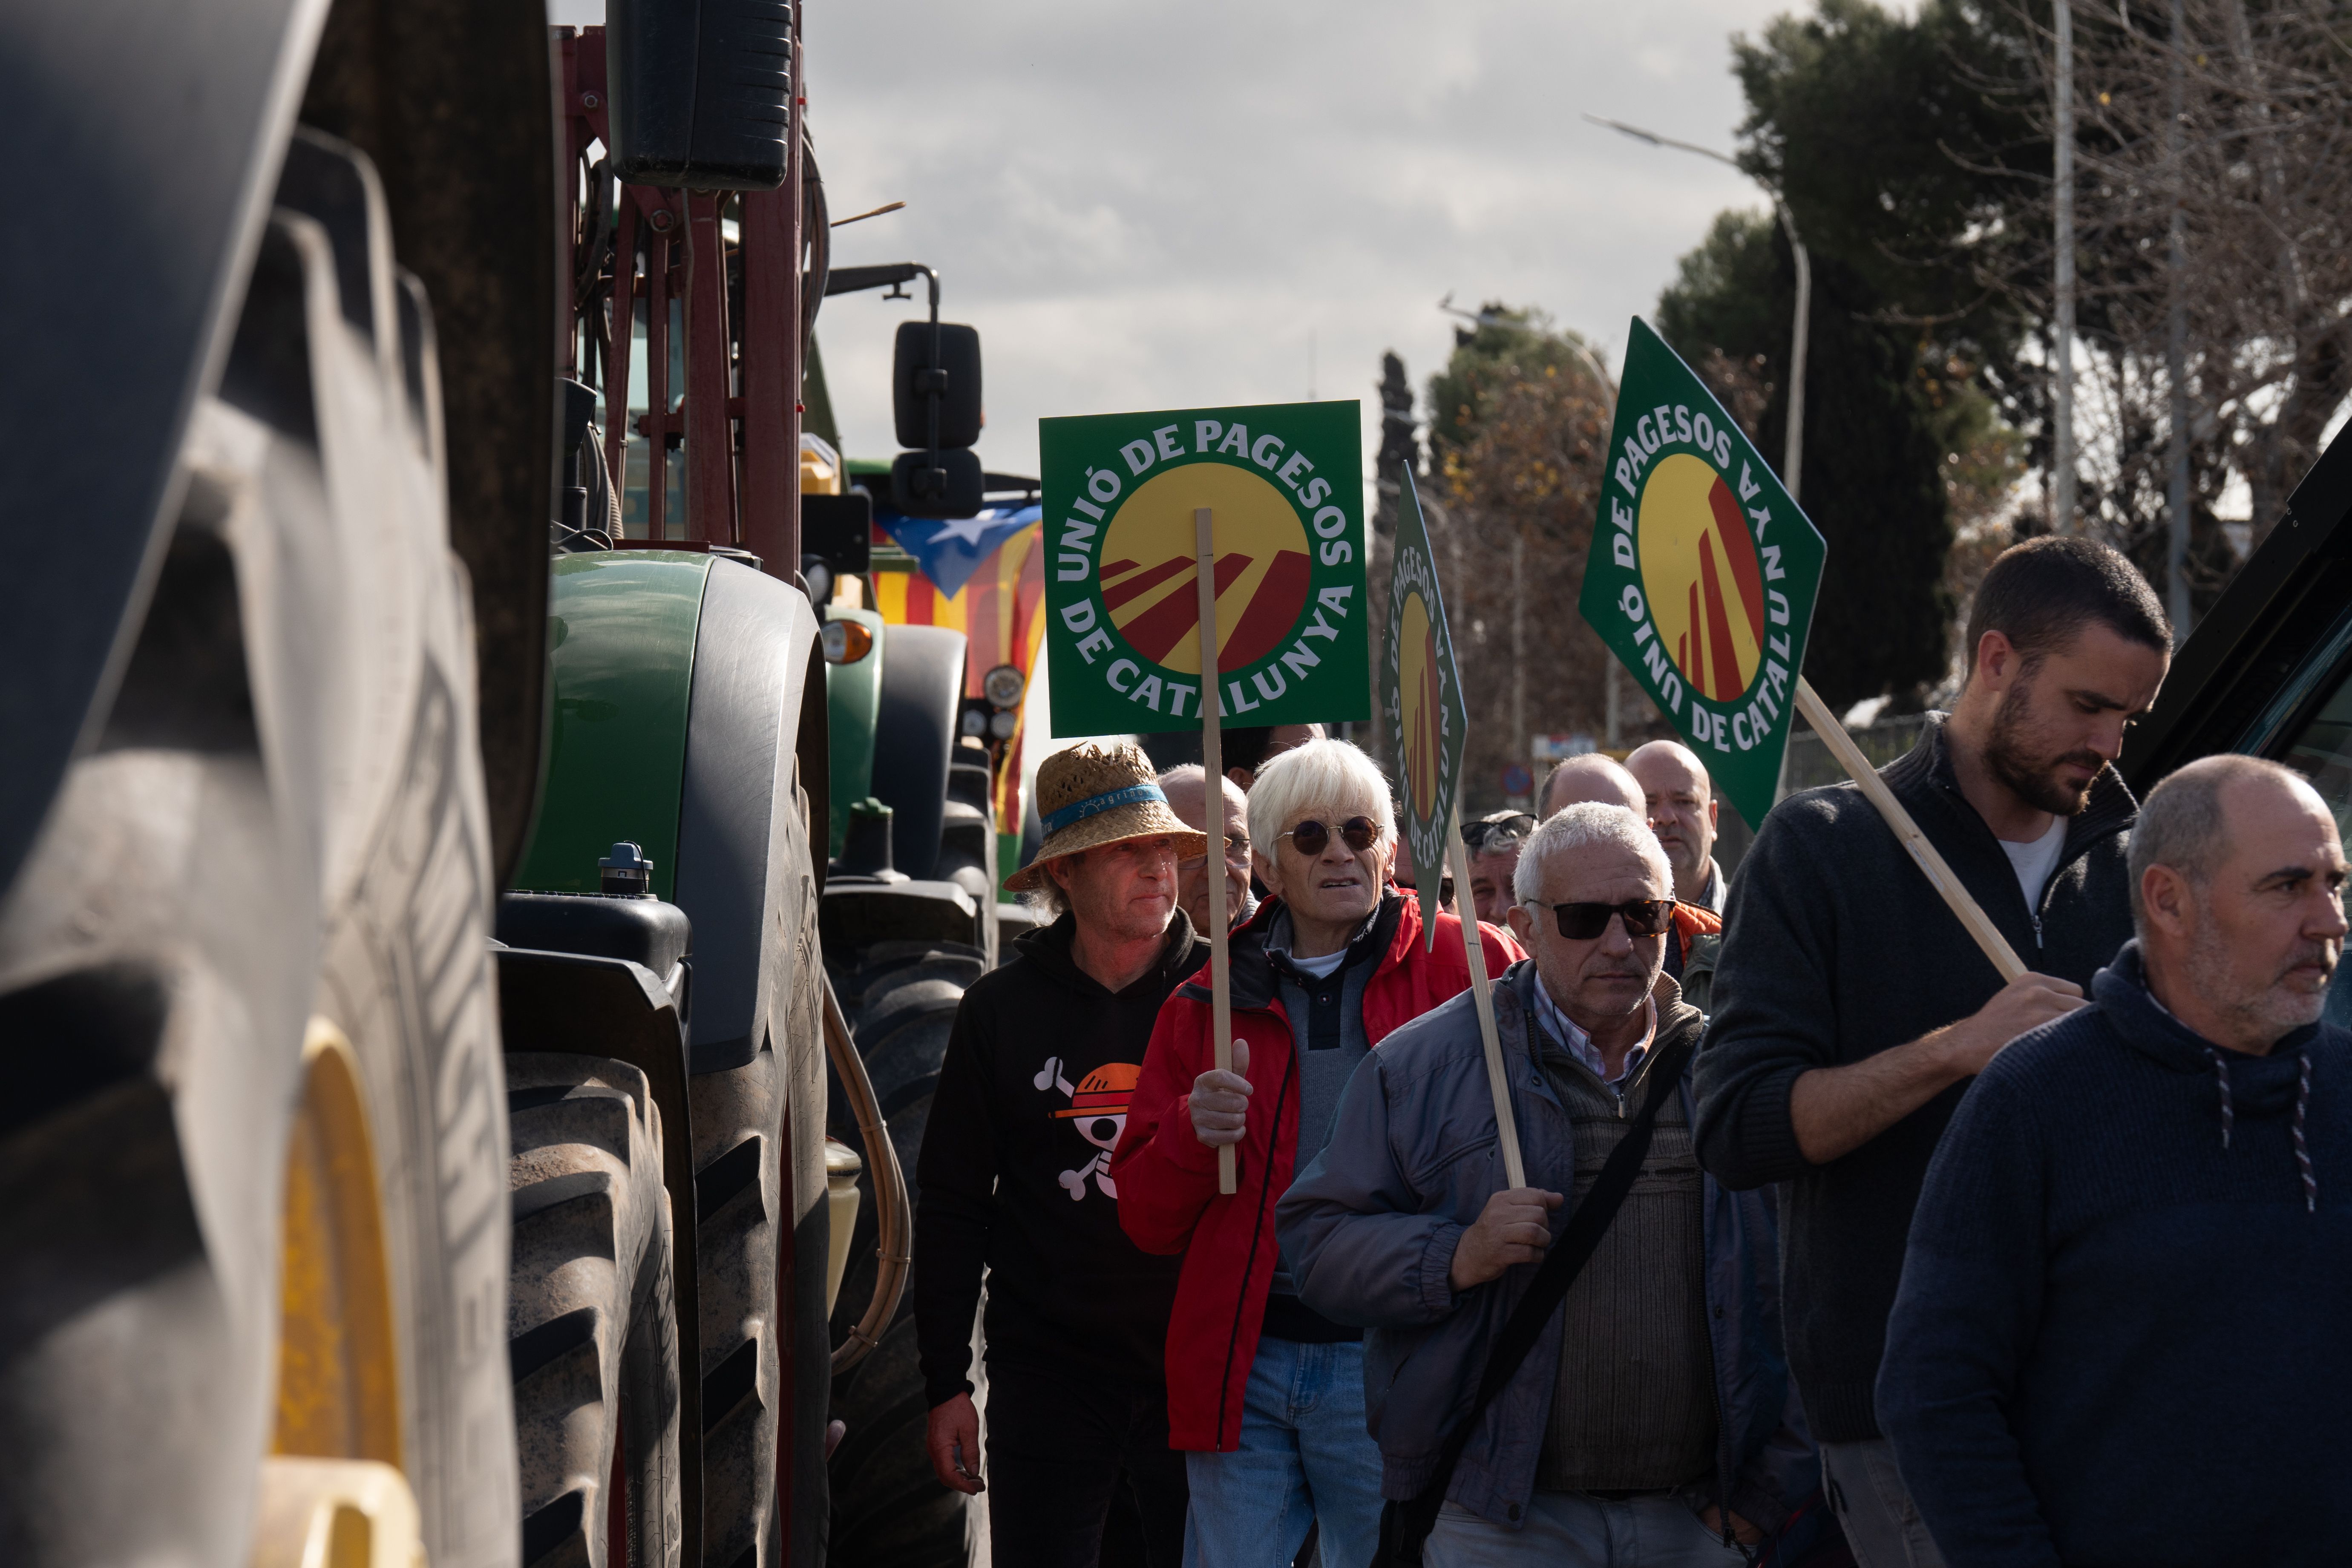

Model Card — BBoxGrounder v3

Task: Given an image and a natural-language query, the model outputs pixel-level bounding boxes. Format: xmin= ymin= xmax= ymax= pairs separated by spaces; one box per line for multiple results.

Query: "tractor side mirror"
xmin=606 ymin=0 xmax=793 ymax=190
xmin=889 ymin=321 xmax=984 ymax=519
xmin=892 ymin=322 xmax=982 ymax=449
xmin=890 ymin=449 xmax=983 ymax=520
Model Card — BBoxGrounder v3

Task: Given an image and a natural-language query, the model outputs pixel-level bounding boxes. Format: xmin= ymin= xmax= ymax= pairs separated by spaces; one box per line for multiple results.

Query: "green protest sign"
xmin=1379 ymin=471 xmax=1468 ymax=942
xmin=1039 ymin=401 xmax=1369 ymax=737
xmin=1579 ymin=319 xmax=1826 ymax=828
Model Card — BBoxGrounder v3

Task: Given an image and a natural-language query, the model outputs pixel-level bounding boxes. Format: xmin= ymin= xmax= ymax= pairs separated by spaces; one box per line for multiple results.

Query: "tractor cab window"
xmin=2273 ymin=663 xmax=2352 ymax=1026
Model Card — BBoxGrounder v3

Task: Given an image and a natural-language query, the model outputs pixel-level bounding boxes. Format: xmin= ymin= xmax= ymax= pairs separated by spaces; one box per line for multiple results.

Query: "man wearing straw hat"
xmin=912 ymin=741 xmax=1211 ymax=1568
xmin=1113 ymin=737 xmax=1522 ymax=1568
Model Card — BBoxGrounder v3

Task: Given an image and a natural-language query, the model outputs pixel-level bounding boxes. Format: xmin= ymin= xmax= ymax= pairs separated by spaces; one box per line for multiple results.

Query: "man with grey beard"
xmin=1696 ymin=537 xmax=2171 ymax=1568
xmin=1880 ymin=754 xmax=2352 ymax=1565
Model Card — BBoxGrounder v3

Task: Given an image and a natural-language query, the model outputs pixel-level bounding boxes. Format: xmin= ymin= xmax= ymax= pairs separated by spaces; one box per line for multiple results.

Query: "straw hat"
xmin=1005 ymin=742 xmax=1209 ymax=892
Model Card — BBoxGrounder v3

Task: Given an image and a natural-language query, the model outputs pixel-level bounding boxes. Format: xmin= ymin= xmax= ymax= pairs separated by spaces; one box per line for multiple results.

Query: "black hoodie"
xmin=1879 ymin=943 xmax=2352 ymax=1565
xmin=913 ymin=910 xmax=1208 ymax=1406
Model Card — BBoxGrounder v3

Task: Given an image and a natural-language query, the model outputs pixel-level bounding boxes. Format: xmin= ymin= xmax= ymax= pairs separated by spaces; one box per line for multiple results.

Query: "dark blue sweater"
xmin=1878 ymin=943 xmax=2352 ymax=1567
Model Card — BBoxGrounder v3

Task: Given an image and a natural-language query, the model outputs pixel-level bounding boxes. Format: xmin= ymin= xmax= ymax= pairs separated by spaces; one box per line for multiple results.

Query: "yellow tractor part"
xmin=255 ymin=1019 xmax=426 ymax=1567
xmin=251 ymin=1457 xmax=425 ymax=1568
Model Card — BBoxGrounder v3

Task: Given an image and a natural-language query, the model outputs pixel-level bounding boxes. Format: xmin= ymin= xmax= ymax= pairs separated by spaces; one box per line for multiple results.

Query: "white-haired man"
xmin=1278 ymin=803 xmax=1816 ymax=1565
xmin=1113 ymin=738 xmax=1523 ymax=1568
xmin=1880 ymin=754 xmax=2352 ymax=1565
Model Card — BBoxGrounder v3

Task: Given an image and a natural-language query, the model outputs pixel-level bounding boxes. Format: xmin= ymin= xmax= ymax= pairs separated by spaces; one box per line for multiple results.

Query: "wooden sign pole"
xmin=1445 ymin=800 xmax=1527 ymax=1190
xmin=1194 ymin=507 xmax=1239 ymax=1195
xmin=1791 ymin=678 xmax=2027 ymax=982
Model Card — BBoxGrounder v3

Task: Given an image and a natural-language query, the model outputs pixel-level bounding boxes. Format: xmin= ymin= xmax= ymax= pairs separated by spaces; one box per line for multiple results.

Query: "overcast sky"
xmin=556 ymin=0 xmax=1805 ymax=486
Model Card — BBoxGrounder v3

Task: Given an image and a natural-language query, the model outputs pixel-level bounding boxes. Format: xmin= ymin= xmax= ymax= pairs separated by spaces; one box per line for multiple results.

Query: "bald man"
xmin=1627 ymin=741 xmax=1726 ymax=912
xmin=1160 ymin=765 xmax=1255 ymax=933
xmin=1537 ymin=752 xmax=1644 ymax=820
xmin=1540 ymin=751 xmax=1719 ymax=1003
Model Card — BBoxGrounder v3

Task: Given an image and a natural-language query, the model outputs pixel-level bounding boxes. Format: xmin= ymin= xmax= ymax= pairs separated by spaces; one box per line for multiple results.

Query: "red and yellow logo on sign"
xmin=1097 ymin=463 xmax=1313 ymax=673
xmin=1636 ymin=453 xmax=1770 ymax=704
xmin=1395 ymin=590 xmax=1442 ymax=822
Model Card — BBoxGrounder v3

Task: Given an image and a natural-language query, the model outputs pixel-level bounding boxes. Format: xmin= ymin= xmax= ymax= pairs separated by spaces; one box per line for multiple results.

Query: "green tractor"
xmin=0 ymin=1 xmax=1001 ymax=1565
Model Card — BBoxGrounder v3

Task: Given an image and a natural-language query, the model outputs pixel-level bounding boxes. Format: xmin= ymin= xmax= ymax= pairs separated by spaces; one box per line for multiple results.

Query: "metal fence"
xmin=1777 ymin=713 xmax=1931 ymax=800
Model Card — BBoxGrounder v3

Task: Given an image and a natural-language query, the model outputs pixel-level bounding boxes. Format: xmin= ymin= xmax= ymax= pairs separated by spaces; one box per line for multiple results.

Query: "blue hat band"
xmin=1041 ymin=782 xmax=1169 ymax=838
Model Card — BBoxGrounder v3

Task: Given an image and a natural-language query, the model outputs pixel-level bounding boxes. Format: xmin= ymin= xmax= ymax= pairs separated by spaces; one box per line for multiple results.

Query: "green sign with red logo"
xmin=1578 ymin=319 xmax=1827 ymax=829
xmin=1379 ymin=471 xmax=1468 ymax=940
xmin=1039 ymin=401 xmax=1370 ymax=737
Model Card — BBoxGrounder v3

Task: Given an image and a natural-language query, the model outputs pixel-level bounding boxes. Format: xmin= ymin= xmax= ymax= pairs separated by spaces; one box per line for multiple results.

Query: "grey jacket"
xmin=1275 ymin=962 xmax=1816 ymax=1534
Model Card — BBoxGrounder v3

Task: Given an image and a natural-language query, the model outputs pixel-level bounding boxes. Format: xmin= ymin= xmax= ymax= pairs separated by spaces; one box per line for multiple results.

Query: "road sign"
xmin=1381 ymin=470 xmax=1468 ymax=934
xmin=1038 ymin=401 xmax=1369 ymax=737
xmin=1579 ymin=319 xmax=1827 ymax=829
xmin=1501 ymin=762 xmax=1532 ymax=797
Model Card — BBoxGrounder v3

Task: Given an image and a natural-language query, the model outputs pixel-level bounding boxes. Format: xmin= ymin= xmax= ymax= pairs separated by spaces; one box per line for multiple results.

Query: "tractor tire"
xmin=823 ymin=941 xmax=987 ymax=1568
xmin=869 ymin=625 xmax=967 ymax=883
xmin=506 ymin=1054 xmax=686 ymax=1568
xmin=0 ymin=463 xmax=518 ymax=1567
xmin=683 ymin=767 xmax=832 ymax=1568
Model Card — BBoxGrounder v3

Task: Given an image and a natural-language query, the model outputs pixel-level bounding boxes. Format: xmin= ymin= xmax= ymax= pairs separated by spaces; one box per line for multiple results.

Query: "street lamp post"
xmin=2053 ymin=0 xmax=2079 ymax=533
xmin=1584 ymin=114 xmax=1811 ymax=505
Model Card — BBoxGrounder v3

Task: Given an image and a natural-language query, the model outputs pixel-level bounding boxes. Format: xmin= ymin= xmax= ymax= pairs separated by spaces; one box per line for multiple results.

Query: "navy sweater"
xmin=1878 ymin=944 xmax=2352 ymax=1567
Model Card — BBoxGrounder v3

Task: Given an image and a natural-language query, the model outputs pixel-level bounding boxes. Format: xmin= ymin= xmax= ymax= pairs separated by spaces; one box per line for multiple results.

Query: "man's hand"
xmin=1189 ymin=1036 xmax=1252 ymax=1148
xmin=1699 ymin=1505 xmax=1763 ymax=1545
xmin=924 ymin=1392 xmax=985 ymax=1495
xmin=1940 ymin=970 xmax=2085 ymax=1076
xmin=1447 ymin=1185 xmax=1564 ymax=1291
xmin=1790 ymin=970 xmax=2086 ymax=1165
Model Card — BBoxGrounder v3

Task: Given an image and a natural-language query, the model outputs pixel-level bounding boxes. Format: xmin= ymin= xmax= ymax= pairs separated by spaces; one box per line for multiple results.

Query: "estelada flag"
xmin=871 ymin=519 xmax=1047 ymax=838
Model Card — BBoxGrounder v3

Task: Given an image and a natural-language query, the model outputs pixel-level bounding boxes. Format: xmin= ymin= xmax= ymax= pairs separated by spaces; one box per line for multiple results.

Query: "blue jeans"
xmin=1183 ymin=1337 xmax=1385 ymax=1568
xmin=1820 ymin=1441 xmax=1944 ymax=1568
xmin=1424 ymin=1493 xmax=1749 ymax=1566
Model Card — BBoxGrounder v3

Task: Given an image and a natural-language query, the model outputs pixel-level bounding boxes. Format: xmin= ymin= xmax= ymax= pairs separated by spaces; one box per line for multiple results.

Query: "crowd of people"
xmin=906 ymin=537 xmax=2352 ymax=1568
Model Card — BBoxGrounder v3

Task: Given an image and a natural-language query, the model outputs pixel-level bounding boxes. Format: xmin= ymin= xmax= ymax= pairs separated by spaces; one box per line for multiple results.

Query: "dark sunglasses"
xmin=1462 ymin=812 xmax=1537 ymax=852
xmin=1278 ymin=817 xmax=1380 ymax=856
xmin=1526 ymin=897 xmax=1674 ymax=941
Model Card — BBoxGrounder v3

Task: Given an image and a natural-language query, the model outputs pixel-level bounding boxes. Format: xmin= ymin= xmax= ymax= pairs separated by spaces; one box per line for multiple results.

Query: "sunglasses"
xmin=1278 ymin=817 xmax=1380 ymax=857
xmin=1524 ymin=897 xmax=1674 ymax=941
xmin=1462 ymin=812 xmax=1536 ymax=852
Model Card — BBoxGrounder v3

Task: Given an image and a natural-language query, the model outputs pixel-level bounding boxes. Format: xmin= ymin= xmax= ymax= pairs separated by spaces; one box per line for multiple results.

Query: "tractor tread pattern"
xmin=505 ymin=1053 xmax=684 ymax=1568
xmin=824 ymin=942 xmax=982 ymax=1568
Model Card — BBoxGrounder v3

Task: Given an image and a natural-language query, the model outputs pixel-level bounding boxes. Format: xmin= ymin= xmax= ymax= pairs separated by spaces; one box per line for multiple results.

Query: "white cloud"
xmin=553 ymin=0 xmax=1794 ymax=485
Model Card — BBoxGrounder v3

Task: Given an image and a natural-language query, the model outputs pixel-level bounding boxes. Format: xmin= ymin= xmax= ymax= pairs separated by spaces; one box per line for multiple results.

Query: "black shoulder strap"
xmin=1385 ymin=1020 xmax=1700 ymax=1557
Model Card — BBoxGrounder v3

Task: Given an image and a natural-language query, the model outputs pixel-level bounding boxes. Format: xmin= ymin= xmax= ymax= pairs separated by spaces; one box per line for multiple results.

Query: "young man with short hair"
xmin=1113 ymin=739 xmax=1520 ymax=1568
xmin=1696 ymin=538 xmax=2172 ymax=1568
xmin=913 ymin=742 xmax=1210 ymax=1568
xmin=1880 ymin=755 xmax=2352 ymax=1565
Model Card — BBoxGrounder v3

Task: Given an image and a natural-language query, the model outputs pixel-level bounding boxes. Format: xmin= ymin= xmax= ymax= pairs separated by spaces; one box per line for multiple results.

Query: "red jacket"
xmin=1111 ymin=890 xmax=1524 ymax=1451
